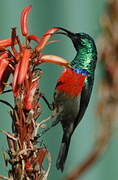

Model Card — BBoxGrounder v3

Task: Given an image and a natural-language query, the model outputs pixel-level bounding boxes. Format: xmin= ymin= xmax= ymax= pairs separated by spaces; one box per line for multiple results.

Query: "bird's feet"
xmin=35 ymin=108 xmax=59 ymax=139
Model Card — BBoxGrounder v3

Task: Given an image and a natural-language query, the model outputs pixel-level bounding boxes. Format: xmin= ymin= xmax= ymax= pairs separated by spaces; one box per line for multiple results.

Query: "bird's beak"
xmin=55 ymin=27 xmax=78 ymax=51
xmin=56 ymin=27 xmax=74 ymax=37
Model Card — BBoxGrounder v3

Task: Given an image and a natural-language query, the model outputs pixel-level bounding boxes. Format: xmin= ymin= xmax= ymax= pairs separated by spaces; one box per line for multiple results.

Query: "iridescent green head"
xmin=57 ymin=27 xmax=97 ymax=75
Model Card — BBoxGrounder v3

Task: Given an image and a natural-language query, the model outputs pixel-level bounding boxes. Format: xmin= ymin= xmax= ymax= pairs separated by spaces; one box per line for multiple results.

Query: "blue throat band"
xmin=73 ymin=68 xmax=88 ymax=76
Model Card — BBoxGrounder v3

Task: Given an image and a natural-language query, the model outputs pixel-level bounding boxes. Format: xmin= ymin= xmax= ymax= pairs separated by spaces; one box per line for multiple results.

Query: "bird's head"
xmin=56 ymin=27 xmax=96 ymax=52
xmin=56 ymin=27 xmax=97 ymax=75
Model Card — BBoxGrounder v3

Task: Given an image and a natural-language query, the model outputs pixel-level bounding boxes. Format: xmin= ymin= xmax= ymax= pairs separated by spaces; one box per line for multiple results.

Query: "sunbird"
xmin=53 ymin=27 xmax=97 ymax=171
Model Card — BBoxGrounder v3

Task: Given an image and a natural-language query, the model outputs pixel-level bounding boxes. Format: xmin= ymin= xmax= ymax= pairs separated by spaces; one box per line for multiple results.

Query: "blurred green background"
xmin=0 ymin=0 xmax=118 ymax=180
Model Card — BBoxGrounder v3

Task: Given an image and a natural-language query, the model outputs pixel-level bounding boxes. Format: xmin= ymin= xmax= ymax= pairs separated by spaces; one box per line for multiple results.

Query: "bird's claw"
xmin=34 ymin=133 xmax=42 ymax=141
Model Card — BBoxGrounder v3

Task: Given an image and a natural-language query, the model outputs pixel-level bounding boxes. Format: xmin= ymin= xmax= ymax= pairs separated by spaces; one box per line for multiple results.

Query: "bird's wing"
xmin=73 ymin=76 xmax=93 ymax=129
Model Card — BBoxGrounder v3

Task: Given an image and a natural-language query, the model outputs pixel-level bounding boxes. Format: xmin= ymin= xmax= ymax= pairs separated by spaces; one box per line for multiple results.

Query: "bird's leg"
xmin=41 ymin=93 xmax=54 ymax=111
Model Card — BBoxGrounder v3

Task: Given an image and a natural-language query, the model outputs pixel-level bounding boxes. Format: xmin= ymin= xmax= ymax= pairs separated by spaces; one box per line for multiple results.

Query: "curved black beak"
xmin=55 ymin=27 xmax=79 ymax=51
xmin=55 ymin=27 xmax=76 ymax=40
xmin=56 ymin=27 xmax=74 ymax=36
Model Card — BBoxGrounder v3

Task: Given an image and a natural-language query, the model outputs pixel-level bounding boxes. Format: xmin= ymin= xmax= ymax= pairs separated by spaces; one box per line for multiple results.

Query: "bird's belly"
xmin=55 ymin=91 xmax=81 ymax=126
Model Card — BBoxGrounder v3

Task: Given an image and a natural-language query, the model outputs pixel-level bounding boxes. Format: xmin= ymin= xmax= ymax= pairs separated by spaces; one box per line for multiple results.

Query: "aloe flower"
xmin=0 ymin=5 xmax=70 ymax=180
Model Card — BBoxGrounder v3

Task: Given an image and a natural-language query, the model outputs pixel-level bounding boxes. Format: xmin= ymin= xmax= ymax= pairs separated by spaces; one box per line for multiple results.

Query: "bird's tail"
xmin=56 ymin=132 xmax=72 ymax=172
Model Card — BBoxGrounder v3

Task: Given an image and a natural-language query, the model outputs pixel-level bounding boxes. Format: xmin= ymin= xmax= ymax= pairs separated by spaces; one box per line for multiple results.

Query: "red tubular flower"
xmin=12 ymin=49 xmax=31 ymax=96
xmin=35 ymin=27 xmax=59 ymax=52
xmin=40 ymin=54 xmax=70 ymax=68
xmin=0 ymin=59 xmax=9 ymax=82
xmin=0 ymin=38 xmax=17 ymax=48
xmin=20 ymin=5 xmax=32 ymax=36
xmin=18 ymin=48 xmax=31 ymax=85
xmin=12 ymin=61 xmax=20 ymax=96
xmin=24 ymin=80 xmax=39 ymax=110
xmin=27 ymin=34 xmax=40 ymax=43
xmin=0 ymin=53 xmax=11 ymax=92
xmin=0 ymin=52 xmax=8 ymax=60
xmin=0 ymin=65 xmax=12 ymax=93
